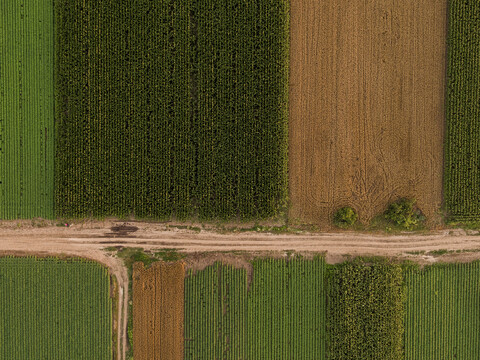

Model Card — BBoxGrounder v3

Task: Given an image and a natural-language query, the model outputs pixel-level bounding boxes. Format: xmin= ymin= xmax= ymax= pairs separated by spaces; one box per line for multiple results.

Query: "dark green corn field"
xmin=54 ymin=0 xmax=289 ymax=221
xmin=445 ymin=0 xmax=480 ymax=223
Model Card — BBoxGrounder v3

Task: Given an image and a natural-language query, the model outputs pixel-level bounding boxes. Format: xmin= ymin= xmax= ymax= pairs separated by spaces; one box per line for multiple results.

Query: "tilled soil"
xmin=289 ymin=0 xmax=447 ymax=226
xmin=133 ymin=262 xmax=184 ymax=360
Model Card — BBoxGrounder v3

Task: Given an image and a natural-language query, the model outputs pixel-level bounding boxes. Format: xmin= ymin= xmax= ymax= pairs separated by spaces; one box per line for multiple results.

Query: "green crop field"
xmin=326 ymin=259 xmax=404 ymax=360
xmin=0 ymin=0 xmax=55 ymax=219
xmin=55 ymin=0 xmax=289 ymax=220
xmin=184 ymin=258 xmax=325 ymax=359
xmin=0 ymin=257 xmax=112 ymax=359
xmin=445 ymin=1 xmax=480 ymax=222
xmin=405 ymin=262 xmax=480 ymax=359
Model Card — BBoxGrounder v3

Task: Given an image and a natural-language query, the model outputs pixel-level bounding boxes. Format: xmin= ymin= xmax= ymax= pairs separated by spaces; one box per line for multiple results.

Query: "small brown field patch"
xmin=133 ymin=261 xmax=185 ymax=360
xmin=289 ymin=0 xmax=447 ymax=227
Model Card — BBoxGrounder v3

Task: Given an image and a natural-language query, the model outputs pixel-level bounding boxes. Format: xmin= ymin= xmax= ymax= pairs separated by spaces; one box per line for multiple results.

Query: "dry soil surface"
xmin=289 ymin=0 xmax=447 ymax=226
xmin=2 ymin=220 xmax=480 ymax=360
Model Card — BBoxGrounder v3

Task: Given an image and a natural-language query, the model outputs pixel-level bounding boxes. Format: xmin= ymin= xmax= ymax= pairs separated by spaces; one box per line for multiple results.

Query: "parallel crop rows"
xmin=194 ymin=0 xmax=289 ymax=219
xmin=0 ymin=257 xmax=111 ymax=359
xmin=445 ymin=1 xmax=480 ymax=221
xmin=404 ymin=262 xmax=480 ymax=359
xmin=184 ymin=258 xmax=325 ymax=359
xmin=326 ymin=260 xmax=404 ymax=360
xmin=0 ymin=0 xmax=54 ymax=219
xmin=55 ymin=0 xmax=289 ymax=220
xmin=55 ymin=0 xmax=191 ymax=219
xmin=182 ymin=259 xmax=480 ymax=360
xmin=133 ymin=262 xmax=184 ymax=360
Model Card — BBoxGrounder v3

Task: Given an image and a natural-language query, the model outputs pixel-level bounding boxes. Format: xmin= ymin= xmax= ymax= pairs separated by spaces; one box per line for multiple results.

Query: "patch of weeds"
xmin=428 ymin=249 xmax=449 ymax=256
xmin=333 ymin=206 xmax=358 ymax=229
xmin=31 ymin=219 xmax=49 ymax=227
xmin=405 ymin=250 xmax=426 ymax=255
xmin=384 ymin=198 xmax=425 ymax=230
xmin=446 ymin=220 xmax=480 ymax=230
xmin=116 ymin=247 xmax=158 ymax=269
xmin=103 ymin=246 xmax=118 ymax=252
xmin=367 ymin=199 xmax=426 ymax=232
xmin=454 ymin=248 xmax=480 ymax=254
xmin=285 ymin=250 xmax=294 ymax=258
xmin=155 ymin=249 xmax=185 ymax=262
xmin=230 ymin=224 xmax=302 ymax=234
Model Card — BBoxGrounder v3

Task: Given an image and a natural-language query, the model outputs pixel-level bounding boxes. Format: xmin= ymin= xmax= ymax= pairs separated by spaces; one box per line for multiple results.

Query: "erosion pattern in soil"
xmin=133 ymin=261 xmax=185 ymax=360
xmin=289 ymin=0 xmax=446 ymax=225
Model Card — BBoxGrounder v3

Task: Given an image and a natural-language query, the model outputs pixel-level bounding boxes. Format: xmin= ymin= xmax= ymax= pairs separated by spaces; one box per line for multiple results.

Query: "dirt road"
xmin=2 ymin=220 xmax=480 ymax=360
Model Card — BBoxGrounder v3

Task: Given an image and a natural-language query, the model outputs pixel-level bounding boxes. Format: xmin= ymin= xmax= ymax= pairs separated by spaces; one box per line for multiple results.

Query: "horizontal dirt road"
xmin=2 ymin=220 xmax=480 ymax=360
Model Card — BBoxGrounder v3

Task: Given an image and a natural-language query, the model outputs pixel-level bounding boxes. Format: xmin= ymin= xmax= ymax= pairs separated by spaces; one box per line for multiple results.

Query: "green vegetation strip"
xmin=184 ymin=258 xmax=325 ymax=359
xmin=125 ymin=254 xmax=480 ymax=360
xmin=0 ymin=0 xmax=55 ymax=219
xmin=405 ymin=262 xmax=480 ymax=359
xmin=445 ymin=1 xmax=480 ymax=222
xmin=326 ymin=259 xmax=404 ymax=360
xmin=55 ymin=0 xmax=289 ymax=220
xmin=0 ymin=257 xmax=112 ymax=359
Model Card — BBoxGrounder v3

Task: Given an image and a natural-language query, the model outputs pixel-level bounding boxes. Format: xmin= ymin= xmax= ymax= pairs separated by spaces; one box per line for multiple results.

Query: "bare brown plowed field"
xmin=133 ymin=261 xmax=185 ymax=360
xmin=289 ymin=0 xmax=447 ymax=226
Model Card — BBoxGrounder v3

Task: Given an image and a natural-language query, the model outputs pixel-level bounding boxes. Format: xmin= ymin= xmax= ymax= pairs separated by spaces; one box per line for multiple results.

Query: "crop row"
xmin=55 ymin=0 xmax=289 ymax=220
xmin=445 ymin=0 xmax=480 ymax=221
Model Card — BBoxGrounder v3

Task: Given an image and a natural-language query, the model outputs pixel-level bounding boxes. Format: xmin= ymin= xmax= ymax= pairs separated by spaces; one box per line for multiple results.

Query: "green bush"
xmin=384 ymin=198 xmax=424 ymax=229
xmin=333 ymin=207 xmax=358 ymax=228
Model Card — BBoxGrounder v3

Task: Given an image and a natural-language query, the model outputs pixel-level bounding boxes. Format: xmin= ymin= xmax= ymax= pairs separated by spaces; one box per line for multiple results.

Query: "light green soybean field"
xmin=184 ymin=258 xmax=325 ymax=359
xmin=405 ymin=262 xmax=480 ymax=359
xmin=0 ymin=0 xmax=54 ymax=219
xmin=0 ymin=257 xmax=112 ymax=359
